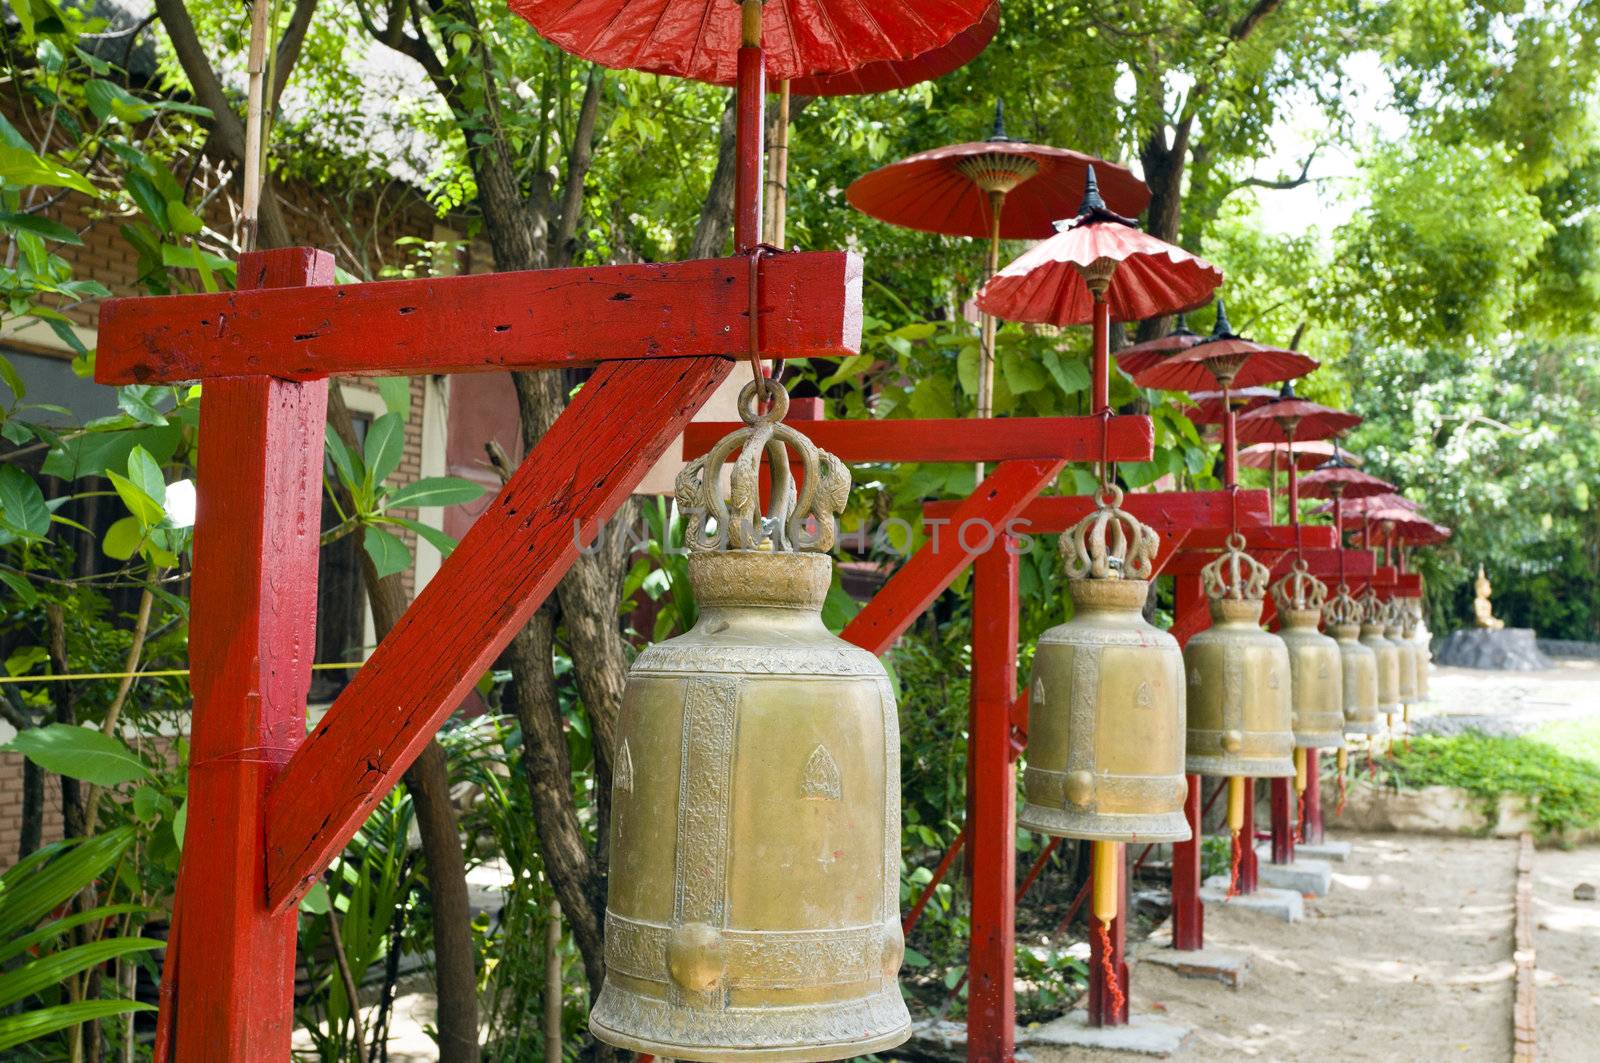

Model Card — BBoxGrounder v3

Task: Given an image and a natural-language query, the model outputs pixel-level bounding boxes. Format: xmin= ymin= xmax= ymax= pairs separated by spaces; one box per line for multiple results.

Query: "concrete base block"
xmin=1143 ymin=945 xmax=1250 ymax=988
xmin=1200 ymin=877 xmax=1305 ymax=922
xmin=1294 ymin=839 xmax=1353 ymax=862
xmin=1254 ymin=853 xmax=1334 ymax=895
xmin=1024 ymin=1012 xmax=1192 ymax=1057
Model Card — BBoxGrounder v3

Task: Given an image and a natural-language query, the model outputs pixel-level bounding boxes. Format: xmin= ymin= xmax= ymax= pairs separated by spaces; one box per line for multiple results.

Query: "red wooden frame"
xmin=102 ymin=246 xmax=863 ymax=1059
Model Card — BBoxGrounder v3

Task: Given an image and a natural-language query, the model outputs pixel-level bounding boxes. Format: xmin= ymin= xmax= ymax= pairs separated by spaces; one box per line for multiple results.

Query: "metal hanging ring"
xmin=1094 ymin=483 xmax=1124 ymax=509
xmin=1226 ymin=531 xmax=1247 ymax=552
xmin=737 ymin=376 xmax=789 ymax=426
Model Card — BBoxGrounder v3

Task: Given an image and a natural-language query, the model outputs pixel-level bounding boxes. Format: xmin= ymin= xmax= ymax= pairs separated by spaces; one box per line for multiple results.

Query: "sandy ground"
xmin=1028 ymin=833 xmax=1523 ymax=1062
xmin=1420 ymin=659 xmax=1600 ymax=732
xmin=1529 ymin=846 xmax=1600 ymax=1062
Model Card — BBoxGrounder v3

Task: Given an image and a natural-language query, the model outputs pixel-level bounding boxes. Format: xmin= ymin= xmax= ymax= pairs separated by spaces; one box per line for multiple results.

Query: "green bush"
xmin=1380 ymin=732 xmax=1600 ymax=839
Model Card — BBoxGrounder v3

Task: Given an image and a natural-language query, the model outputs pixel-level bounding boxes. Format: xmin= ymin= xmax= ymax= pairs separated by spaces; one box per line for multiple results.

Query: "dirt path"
xmin=1530 ymin=845 xmax=1600 ymax=1062
xmin=1026 ymin=833 xmax=1520 ymax=1062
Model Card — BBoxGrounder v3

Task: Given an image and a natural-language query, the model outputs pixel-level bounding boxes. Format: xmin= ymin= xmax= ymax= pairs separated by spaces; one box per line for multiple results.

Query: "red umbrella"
xmin=1312 ymin=492 xmax=1418 ymax=518
xmin=1116 ymin=313 xmax=1203 ymax=379
xmin=509 ymin=0 xmax=993 ymax=84
xmin=1234 ymin=383 xmax=1362 ymax=445
xmin=1395 ymin=519 xmax=1451 ymax=546
xmin=1181 ymin=387 xmax=1277 ymax=426
xmin=976 ymin=170 xmax=1222 ymax=413
xmin=1239 ymin=441 xmax=1355 ymax=471
xmin=1298 ymin=465 xmax=1395 ymax=501
xmin=789 ymin=2 xmax=998 ymax=95
xmin=1130 ymin=302 xmax=1317 ymax=393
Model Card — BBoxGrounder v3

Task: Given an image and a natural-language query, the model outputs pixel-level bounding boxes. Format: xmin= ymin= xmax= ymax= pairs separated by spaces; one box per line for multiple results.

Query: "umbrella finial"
xmin=1279 ymin=379 xmax=1295 ymax=399
xmin=1173 ymin=311 xmax=1195 ymax=337
xmin=1078 ymin=164 xmax=1107 ymax=215
xmin=989 ymin=99 xmax=1009 ymax=141
xmin=1211 ymin=298 xmax=1235 ymax=338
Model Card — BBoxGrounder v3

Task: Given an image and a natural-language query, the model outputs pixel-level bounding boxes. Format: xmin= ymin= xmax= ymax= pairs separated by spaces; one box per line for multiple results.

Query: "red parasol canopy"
xmin=1234 ymin=382 xmax=1362 ymax=444
xmin=847 ymin=121 xmax=1149 ymax=240
xmin=1116 ymin=313 xmax=1204 ymax=379
xmin=509 ymin=0 xmax=994 ymax=85
xmin=1394 ymin=519 xmax=1451 ymax=545
xmin=974 ymin=175 xmax=1221 ymax=325
xmin=1298 ymin=464 xmax=1395 ymax=500
xmin=1180 ymin=387 xmax=1277 ymax=426
xmin=1242 ymin=440 xmax=1361 ymax=471
xmin=1130 ymin=301 xmax=1317 ymax=393
xmin=1312 ymin=492 xmax=1419 ymax=517
xmin=789 ymin=1 xmax=997 ymax=95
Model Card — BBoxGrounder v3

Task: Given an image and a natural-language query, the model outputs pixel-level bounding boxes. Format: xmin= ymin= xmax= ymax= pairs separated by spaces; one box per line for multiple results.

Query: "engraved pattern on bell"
xmin=591 ymin=390 xmax=909 ymax=1061
xmin=1324 ymin=585 xmax=1380 ymax=734
xmin=1358 ymin=589 xmax=1401 ymax=712
xmin=1271 ymin=561 xmax=1345 ymax=749
xmin=1184 ymin=535 xmax=1295 ymax=777
xmin=1019 ymin=488 xmax=1190 ymax=843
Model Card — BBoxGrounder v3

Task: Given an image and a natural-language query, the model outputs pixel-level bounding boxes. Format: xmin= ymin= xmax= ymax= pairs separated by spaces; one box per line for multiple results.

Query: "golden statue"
xmin=1473 ymin=565 xmax=1504 ymax=630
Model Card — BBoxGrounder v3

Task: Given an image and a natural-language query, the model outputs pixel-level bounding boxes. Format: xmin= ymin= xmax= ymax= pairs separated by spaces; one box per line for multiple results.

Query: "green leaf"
xmin=1041 ymin=350 xmax=1091 ymax=395
xmin=1000 ymin=348 xmax=1049 ymax=395
xmin=0 ymin=937 xmax=160 ymax=1010
xmin=323 ymin=424 xmax=361 ymax=493
xmin=0 ymin=570 xmax=37 ymax=608
xmin=172 ymin=797 xmax=187 ymax=848
xmin=0 ymin=466 xmax=49 ymax=539
xmin=124 ymin=170 xmax=168 ymax=231
xmin=363 ymin=413 xmax=405 ymax=488
xmin=0 ymin=145 xmax=96 ymax=196
xmin=0 ymin=829 xmax=133 ymax=941
xmin=903 ymin=947 xmax=931 ymax=969
xmin=0 ymin=211 xmax=80 ymax=244
xmin=376 ymin=376 xmax=411 ymax=418
xmin=0 ymin=904 xmax=147 ymax=967
xmin=124 ymin=444 xmax=166 ymax=506
xmin=0 ymin=999 xmax=155 ymax=1053
xmin=116 ymin=385 xmax=168 ymax=426
xmin=0 ymin=354 xmax=24 ymax=401
xmin=383 ymin=476 xmax=486 ymax=511
xmin=386 ymin=515 xmax=459 ymax=558
xmin=101 ymin=515 xmax=142 ymax=560
xmin=42 ymin=421 xmax=182 ymax=479
xmin=107 ymin=470 xmax=163 ymax=526
xmin=363 ymin=525 xmax=412 ymax=578
xmin=84 ymin=79 xmax=153 ymax=124
xmin=907 ymin=375 xmax=956 ymax=420
xmin=7 ymin=0 xmax=33 ymax=40
xmin=300 ymin=881 xmax=330 ymax=915
xmin=4 ymin=725 xmax=152 ymax=786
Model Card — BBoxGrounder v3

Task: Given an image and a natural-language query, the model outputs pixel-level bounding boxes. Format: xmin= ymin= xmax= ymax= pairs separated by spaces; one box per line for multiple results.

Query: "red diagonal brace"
xmin=264 ymin=356 xmax=732 ymax=911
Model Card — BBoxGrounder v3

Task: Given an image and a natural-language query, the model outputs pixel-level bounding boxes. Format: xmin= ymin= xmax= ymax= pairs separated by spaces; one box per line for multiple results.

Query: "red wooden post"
xmin=164 ymin=248 xmax=333 ymax=1059
xmin=1269 ymin=778 xmax=1295 ymax=864
xmin=1237 ymin=778 xmax=1259 ymax=892
xmin=1170 ymin=573 xmax=1205 ymax=951
xmin=967 ymin=540 xmax=1019 ymax=1063
xmin=1086 ymin=851 xmax=1128 ymax=1026
xmin=1303 ymin=750 xmax=1325 ymax=844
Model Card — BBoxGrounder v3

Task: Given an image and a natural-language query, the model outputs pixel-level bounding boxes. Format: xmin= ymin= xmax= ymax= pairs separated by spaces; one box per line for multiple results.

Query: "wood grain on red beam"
xmin=263 ymin=356 xmax=733 ymax=912
xmin=96 ymin=251 xmax=862 ymax=385
xmin=840 ymin=459 xmax=1064 ymax=656
xmin=1269 ymin=548 xmax=1375 ymax=579
xmin=922 ymin=489 xmax=1271 ymax=534
xmin=682 ymin=415 xmax=1153 ymax=464
xmin=1397 ymin=573 xmax=1423 ymax=595
xmin=1179 ymin=524 xmax=1336 ymax=552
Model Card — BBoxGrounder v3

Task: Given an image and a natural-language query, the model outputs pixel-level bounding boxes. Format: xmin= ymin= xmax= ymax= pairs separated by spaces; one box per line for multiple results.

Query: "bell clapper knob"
xmin=1091 ymin=840 xmax=1120 ymax=924
xmin=1294 ymin=748 xmax=1308 ymax=795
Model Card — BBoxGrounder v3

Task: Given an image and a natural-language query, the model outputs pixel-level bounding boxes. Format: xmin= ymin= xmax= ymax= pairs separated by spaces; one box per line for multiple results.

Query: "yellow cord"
xmin=1091 ymin=840 xmax=1120 ymax=924
xmin=1227 ymin=776 xmax=1245 ymax=833
xmin=0 ymin=662 xmax=367 ymax=685
xmin=1294 ymin=747 xmax=1308 ymax=795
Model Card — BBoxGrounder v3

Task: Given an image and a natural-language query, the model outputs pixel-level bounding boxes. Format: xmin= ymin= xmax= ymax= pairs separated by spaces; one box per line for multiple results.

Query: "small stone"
xmin=1574 ymin=882 xmax=1596 ymax=902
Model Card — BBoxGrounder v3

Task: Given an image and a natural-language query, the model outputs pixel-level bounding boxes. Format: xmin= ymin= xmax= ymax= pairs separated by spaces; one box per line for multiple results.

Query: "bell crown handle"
xmin=1323 ymin=584 xmax=1364 ymax=627
xmin=676 ymin=378 xmax=851 ymax=555
xmin=1201 ymin=532 xmax=1270 ymax=602
xmin=1271 ymin=558 xmax=1327 ymax=613
xmin=1061 ymin=485 xmax=1160 ymax=581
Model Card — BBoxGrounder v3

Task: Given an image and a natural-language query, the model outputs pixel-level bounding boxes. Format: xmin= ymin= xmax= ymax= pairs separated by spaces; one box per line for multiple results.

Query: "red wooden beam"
xmin=166 ymin=249 xmax=331 ymax=1058
xmin=841 ymin=459 xmax=1066 ymax=656
xmin=264 ymin=356 xmax=733 ymax=910
xmin=967 ymin=542 xmax=1019 ymax=1060
xmin=924 ymin=488 xmax=1272 ymax=535
xmin=684 ymin=414 xmax=1154 ymax=464
xmin=96 ymin=251 xmax=862 ymax=384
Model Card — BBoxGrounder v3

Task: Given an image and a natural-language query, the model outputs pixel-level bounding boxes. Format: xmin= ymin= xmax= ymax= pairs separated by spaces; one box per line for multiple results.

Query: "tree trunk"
xmin=45 ymin=604 xmax=85 ymax=839
xmin=18 ymin=757 xmax=42 ymax=860
xmin=329 ymin=389 xmax=481 ymax=1062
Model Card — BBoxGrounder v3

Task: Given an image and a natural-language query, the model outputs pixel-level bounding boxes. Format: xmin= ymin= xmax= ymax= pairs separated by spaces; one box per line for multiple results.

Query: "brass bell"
xmin=1324 ymin=586 xmax=1380 ymax=734
xmin=1019 ymin=486 xmax=1190 ymax=842
xmin=591 ymin=381 xmax=910 ymax=1061
xmin=1385 ymin=597 xmax=1418 ymax=704
xmin=1184 ymin=534 xmax=1296 ymax=778
xmin=1404 ymin=600 xmax=1430 ymax=702
xmin=1270 ymin=561 xmax=1344 ymax=749
xmin=1359 ymin=589 xmax=1401 ymax=716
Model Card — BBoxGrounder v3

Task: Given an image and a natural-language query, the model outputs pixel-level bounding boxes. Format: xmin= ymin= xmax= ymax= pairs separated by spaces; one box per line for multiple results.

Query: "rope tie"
xmin=1095 ymin=921 xmax=1125 ymax=1016
xmin=1226 ymin=828 xmax=1243 ymax=899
